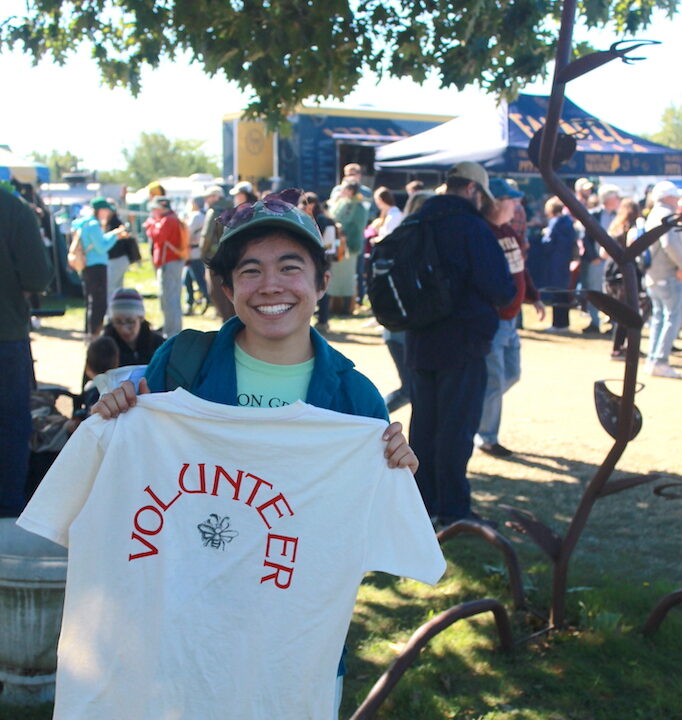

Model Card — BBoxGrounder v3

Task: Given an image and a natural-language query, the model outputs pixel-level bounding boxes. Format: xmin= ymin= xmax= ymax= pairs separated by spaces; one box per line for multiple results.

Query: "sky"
xmin=1 ymin=5 xmax=679 ymax=178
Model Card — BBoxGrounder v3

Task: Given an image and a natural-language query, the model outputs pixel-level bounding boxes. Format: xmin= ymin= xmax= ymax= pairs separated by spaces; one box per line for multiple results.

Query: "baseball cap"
xmin=650 ymin=180 xmax=680 ymax=203
xmin=229 ymin=180 xmax=254 ymax=196
xmin=446 ymin=161 xmax=494 ymax=201
xmin=203 ymin=185 xmax=225 ymax=198
xmin=488 ymin=178 xmax=524 ymax=200
xmin=91 ymin=196 xmax=114 ymax=211
xmin=149 ymin=196 xmax=172 ymax=210
xmin=219 ymin=188 xmax=322 ymax=246
xmin=574 ymin=177 xmax=594 ymax=192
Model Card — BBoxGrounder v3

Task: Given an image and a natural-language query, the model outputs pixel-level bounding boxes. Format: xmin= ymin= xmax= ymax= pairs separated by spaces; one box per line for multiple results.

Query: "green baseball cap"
xmin=91 ymin=196 xmax=114 ymax=211
xmin=218 ymin=189 xmax=322 ymax=247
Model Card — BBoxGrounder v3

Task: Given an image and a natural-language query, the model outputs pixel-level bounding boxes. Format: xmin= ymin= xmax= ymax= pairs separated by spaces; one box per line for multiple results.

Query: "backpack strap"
xmin=165 ymin=330 xmax=218 ymax=391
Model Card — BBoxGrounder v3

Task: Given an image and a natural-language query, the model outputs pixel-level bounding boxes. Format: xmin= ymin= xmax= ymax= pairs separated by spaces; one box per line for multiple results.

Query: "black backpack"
xmin=367 ymin=210 xmax=457 ymax=332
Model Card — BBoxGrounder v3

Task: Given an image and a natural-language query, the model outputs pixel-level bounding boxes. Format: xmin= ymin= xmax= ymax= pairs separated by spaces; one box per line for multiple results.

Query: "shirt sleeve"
xmin=16 ymin=418 xmax=112 ymax=547
xmin=363 ymin=464 xmax=446 ymax=585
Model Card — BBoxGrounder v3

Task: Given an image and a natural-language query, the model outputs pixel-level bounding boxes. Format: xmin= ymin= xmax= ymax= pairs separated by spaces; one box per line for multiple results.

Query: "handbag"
xmin=67 ymin=229 xmax=86 ymax=273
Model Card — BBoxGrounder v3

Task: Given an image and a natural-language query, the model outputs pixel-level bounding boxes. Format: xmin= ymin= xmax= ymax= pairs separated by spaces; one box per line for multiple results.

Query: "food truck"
xmin=222 ymin=106 xmax=453 ymax=199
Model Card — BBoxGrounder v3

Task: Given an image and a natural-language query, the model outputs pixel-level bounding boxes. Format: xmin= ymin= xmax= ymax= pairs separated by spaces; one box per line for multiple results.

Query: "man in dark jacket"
xmin=0 ymin=186 xmax=52 ymax=516
xmin=406 ymin=162 xmax=516 ymax=528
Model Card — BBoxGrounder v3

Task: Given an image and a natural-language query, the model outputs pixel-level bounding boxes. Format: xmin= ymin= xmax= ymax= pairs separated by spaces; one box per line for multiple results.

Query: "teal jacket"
xmin=145 ymin=316 xmax=389 ymax=422
xmin=72 ymin=216 xmax=119 ymax=267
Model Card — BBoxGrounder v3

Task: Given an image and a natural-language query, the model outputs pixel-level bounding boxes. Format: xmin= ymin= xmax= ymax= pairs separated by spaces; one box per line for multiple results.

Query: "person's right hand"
xmin=92 ymin=378 xmax=150 ymax=419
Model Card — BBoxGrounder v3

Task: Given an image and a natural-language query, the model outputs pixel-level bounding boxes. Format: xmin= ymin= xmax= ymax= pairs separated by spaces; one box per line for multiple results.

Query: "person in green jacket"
xmin=328 ymin=180 xmax=369 ymax=315
xmin=0 ymin=186 xmax=52 ymax=516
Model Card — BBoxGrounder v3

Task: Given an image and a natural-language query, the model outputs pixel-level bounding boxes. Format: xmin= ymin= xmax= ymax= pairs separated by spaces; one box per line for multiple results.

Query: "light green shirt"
xmin=234 ymin=343 xmax=314 ymax=408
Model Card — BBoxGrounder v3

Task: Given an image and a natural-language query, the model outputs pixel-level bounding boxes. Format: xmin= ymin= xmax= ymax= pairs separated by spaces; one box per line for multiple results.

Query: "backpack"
xmin=366 ymin=210 xmax=457 ymax=332
xmin=165 ymin=329 xmax=218 ymax=390
xmin=67 ymin=228 xmax=87 ymax=273
xmin=176 ymin=218 xmax=190 ymax=260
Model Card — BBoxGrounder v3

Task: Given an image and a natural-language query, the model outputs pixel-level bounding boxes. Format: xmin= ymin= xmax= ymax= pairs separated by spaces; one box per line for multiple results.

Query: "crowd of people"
xmin=3 ymin=158 xmax=681 ymax=718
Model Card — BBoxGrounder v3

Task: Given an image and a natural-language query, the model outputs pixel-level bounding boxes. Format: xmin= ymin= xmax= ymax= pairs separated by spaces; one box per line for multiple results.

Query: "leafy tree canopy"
xmin=32 ymin=134 xmax=220 ymax=187
xmin=31 ymin=149 xmax=82 ymax=180
xmin=1 ymin=0 xmax=679 ymax=125
xmin=643 ymin=105 xmax=682 ymax=149
xmin=119 ymin=132 xmax=221 ymax=188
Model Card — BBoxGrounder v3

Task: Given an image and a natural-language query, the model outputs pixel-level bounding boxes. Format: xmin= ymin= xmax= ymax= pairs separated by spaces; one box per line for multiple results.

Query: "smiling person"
xmin=102 ymin=288 xmax=165 ymax=366
xmin=90 ymin=189 xmax=420 ymax=717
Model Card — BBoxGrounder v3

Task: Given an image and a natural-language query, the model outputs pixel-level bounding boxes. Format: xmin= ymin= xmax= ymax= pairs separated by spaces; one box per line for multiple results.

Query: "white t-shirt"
xmin=18 ymin=389 xmax=445 ymax=720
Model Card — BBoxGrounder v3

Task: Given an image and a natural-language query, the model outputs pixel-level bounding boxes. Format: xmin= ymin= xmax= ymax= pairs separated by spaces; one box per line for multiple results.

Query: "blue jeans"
xmin=183 ymin=259 xmax=209 ymax=305
xmin=409 ymin=357 xmax=487 ymax=521
xmin=476 ymin=319 xmax=521 ymax=445
xmin=646 ymin=278 xmax=682 ymax=364
xmin=0 ymin=340 xmax=33 ymax=517
xmin=157 ymin=260 xmax=184 ymax=338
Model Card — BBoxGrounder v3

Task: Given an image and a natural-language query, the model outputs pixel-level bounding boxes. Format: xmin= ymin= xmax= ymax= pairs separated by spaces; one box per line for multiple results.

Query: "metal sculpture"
xmin=349 ymin=599 xmax=513 ymax=720
xmin=513 ymin=0 xmax=679 ymax=627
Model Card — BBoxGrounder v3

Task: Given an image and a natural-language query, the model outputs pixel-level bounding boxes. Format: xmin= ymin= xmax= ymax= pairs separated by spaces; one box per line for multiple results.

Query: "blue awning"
xmin=0 ymin=147 xmax=50 ymax=184
xmin=375 ymin=94 xmax=682 ymax=176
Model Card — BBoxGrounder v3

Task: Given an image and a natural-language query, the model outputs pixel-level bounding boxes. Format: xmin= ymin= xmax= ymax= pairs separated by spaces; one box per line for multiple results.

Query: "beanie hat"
xmin=110 ymin=288 xmax=145 ymax=317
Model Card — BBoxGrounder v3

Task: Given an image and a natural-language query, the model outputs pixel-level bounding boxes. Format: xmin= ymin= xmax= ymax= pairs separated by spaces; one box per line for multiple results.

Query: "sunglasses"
xmin=218 ymin=188 xmax=303 ymax=230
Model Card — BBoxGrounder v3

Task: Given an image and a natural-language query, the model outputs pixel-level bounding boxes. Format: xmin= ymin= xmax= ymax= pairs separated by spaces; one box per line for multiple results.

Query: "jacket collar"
xmin=195 ymin=316 xmax=355 ymax=408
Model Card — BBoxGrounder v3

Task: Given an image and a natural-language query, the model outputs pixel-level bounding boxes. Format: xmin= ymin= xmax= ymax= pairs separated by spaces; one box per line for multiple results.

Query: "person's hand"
xmin=676 ymin=269 xmax=682 ymax=281
xmin=382 ymin=421 xmax=419 ymax=474
xmin=569 ymin=259 xmax=581 ymax=272
xmin=534 ymin=300 xmax=546 ymax=322
xmin=92 ymin=378 xmax=150 ymax=419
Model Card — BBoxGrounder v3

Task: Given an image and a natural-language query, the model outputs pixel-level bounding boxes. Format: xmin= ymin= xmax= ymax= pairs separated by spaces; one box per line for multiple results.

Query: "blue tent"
xmin=375 ymin=93 xmax=682 ymax=176
xmin=0 ymin=146 xmax=50 ymax=184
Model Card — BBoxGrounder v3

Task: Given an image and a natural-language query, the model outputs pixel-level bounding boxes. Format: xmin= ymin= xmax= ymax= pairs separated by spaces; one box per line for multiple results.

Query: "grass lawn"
xmin=7 ymin=263 xmax=682 ymax=719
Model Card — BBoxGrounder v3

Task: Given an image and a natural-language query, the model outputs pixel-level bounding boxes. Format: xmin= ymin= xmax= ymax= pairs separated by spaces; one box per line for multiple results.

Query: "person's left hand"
xmin=383 ymin=421 xmax=419 ymax=474
xmin=534 ymin=300 xmax=546 ymax=322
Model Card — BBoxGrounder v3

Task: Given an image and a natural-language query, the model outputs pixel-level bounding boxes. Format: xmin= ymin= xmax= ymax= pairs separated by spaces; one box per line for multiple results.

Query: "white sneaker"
xmin=650 ymin=363 xmax=681 ymax=379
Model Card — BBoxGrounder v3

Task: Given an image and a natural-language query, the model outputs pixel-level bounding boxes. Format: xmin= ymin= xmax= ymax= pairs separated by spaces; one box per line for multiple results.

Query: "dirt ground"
xmin=29 ymin=306 xmax=681 ymax=584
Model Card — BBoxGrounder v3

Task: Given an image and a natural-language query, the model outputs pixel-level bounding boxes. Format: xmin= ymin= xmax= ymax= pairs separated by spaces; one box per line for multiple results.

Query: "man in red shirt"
xmin=144 ymin=197 xmax=187 ymax=338
xmin=475 ymin=178 xmax=545 ymax=458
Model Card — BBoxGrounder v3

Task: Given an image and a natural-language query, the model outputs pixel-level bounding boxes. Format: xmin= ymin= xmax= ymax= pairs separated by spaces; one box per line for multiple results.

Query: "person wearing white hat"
xmin=407 ymin=162 xmax=516 ymax=528
xmin=229 ymin=181 xmax=258 ymax=207
xmin=642 ymin=180 xmax=682 ymax=378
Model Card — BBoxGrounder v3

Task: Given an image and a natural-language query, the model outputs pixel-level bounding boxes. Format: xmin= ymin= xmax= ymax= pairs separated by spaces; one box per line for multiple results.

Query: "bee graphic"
xmin=197 ymin=514 xmax=239 ymax=551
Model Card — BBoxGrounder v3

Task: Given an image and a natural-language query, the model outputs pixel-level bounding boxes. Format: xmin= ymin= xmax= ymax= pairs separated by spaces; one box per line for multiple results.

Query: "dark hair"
xmin=86 ymin=336 xmax=120 ymax=375
xmin=341 ymin=180 xmax=360 ymax=195
xmin=374 ymin=186 xmax=396 ymax=207
xmin=406 ymin=180 xmax=424 ymax=193
xmin=236 ymin=190 xmax=259 ymax=205
xmin=445 ymin=176 xmax=475 ymax=194
xmin=303 ymin=192 xmax=324 ymax=217
xmin=208 ymin=227 xmax=330 ymax=291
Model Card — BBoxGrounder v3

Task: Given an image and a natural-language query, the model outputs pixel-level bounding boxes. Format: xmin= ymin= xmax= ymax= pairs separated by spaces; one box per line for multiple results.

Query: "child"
xmin=69 ymin=335 xmax=120 ymax=431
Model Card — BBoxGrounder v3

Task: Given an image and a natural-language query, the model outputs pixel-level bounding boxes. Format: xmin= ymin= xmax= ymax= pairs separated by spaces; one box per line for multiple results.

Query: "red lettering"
xmin=212 ymin=466 xmax=244 ymax=499
xmin=134 ymin=506 xmax=164 ymax=535
xmin=265 ymin=533 xmax=298 ymax=562
xmin=256 ymin=493 xmax=294 ymax=529
xmin=260 ymin=560 xmax=295 ymax=589
xmin=179 ymin=463 xmax=207 ymax=494
xmin=244 ymin=473 xmax=273 ymax=507
xmin=144 ymin=485 xmax=182 ymax=511
xmin=129 ymin=532 xmax=159 ymax=561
